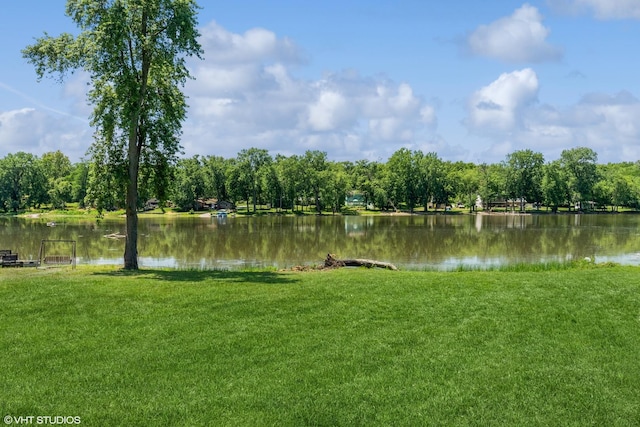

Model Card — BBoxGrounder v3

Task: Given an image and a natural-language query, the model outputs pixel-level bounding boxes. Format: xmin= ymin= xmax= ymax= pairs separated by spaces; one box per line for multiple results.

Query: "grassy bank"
xmin=11 ymin=203 xmax=640 ymax=220
xmin=2 ymin=266 xmax=639 ymax=426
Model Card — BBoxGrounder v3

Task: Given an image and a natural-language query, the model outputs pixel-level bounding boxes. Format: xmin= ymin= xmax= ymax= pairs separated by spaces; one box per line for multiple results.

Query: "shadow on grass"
xmin=91 ymin=268 xmax=300 ymax=285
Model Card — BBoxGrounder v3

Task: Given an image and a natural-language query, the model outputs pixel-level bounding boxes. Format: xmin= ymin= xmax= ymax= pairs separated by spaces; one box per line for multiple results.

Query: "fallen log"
xmin=324 ymin=253 xmax=398 ymax=271
xmin=104 ymin=233 xmax=126 ymax=239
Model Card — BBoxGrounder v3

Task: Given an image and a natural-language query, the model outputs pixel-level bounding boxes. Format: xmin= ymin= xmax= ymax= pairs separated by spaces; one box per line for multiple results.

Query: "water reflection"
xmin=1 ymin=213 xmax=640 ymax=269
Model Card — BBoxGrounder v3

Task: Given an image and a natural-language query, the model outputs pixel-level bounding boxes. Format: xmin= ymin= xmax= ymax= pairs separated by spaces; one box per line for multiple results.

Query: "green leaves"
xmin=22 ymin=33 xmax=85 ymax=82
xmin=23 ymin=0 xmax=203 ymax=268
xmin=504 ymin=149 xmax=544 ymax=211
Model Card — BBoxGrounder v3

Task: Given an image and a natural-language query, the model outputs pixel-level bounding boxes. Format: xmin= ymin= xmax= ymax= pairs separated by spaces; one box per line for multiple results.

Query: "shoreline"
xmin=9 ymin=208 xmax=638 ymax=220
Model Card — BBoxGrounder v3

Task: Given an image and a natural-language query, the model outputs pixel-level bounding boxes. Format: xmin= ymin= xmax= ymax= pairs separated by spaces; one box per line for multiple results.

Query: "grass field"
xmin=1 ymin=265 xmax=639 ymax=426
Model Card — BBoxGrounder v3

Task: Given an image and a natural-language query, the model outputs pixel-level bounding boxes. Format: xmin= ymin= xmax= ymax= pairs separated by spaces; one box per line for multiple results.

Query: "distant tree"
xmin=28 ymin=159 xmax=49 ymax=209
xmin=301 ymin=150 xmax=328 ymax=213
xmin=70 ymin=161 xmax=90 ymax=208
xmin=324 ymin=162 xmax=349 ymax=214
xmin=541 ymin=160 xmax=568 ymax=213
xmin=417 ymin=152 xmax=443 ymax=211
xmin=202 ymin=156 xmax=230 ymax=202
xmin=41 ymin=151 xmax=72 ymax=181
xmin=226 ymin=159 xmax=250 ymax=211
xmin=41 ymin=151 xmax=73 ymax=208
xmin=504 ymin=149 xmax=544 ymax=212
xmin=477 ymin=163 xmax=506 ymax=211
xmin=0 ymin=152 xmax=43 ymax=212
xmin=85 ymin=142 xmax=127 ymax=212
xmin=23 ymin=0 xmax=203 ymax=269
xmin=351 ymin=160 xmax=378 ymax=210
xmin=448 ymin=162 xmax=479 ymax=212
xmin=261 ymin=163 xmax=282 ymax=211
xmin=387 ymin=148 xmax=420 ymax=212
xmin=139 ymin=148 xmax=174 ymax=210
xmin=235 ymin=148 xmax=273 ymax=212
xmin=172 ymin=156 xmax=205 ymax=211
xmin=433 ymin=160 xmax=453 ymax=210
xmin=370 ymin=162 xmax=391 ymax=210
xmin=596 ymin=164 xmax=636 ymax=211
xmin=601 ymin=162 xmax=640 ymax=210
xmin=592 ymin=179 xmax=611 ymax=211
xmin=560 ymin=147 xmax=598 ymax=211
xmin=275 ymin=154 xmax=305 ymax=211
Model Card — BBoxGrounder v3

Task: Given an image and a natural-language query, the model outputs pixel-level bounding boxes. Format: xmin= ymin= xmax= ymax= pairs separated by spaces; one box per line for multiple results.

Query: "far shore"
xmin=9 ymin=207 xmax=639 ymax=220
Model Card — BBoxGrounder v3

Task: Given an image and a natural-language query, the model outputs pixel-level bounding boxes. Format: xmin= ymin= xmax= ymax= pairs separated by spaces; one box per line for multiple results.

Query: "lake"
xmin=2 ymin=213 xmax=640 ymax=270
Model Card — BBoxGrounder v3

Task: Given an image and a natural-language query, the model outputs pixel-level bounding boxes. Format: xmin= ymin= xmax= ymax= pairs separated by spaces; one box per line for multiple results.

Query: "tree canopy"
xmin=23 ymin=0 xmax=202 ymax=269
xmin=4 ymin=146 xmax=640 ymax=217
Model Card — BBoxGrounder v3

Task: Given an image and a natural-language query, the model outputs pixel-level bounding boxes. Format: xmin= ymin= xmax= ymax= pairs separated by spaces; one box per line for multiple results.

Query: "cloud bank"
xmin=466 ymin=70 xmax=640 ymax=162
xmin=2 ymin=18 xmax=639 ymax=164
xmin=183 ymin=21 xmax=438 ymax=161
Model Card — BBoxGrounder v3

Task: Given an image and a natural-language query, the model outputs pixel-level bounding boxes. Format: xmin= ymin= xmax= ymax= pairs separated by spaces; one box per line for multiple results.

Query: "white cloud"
xmin=0 ymin=108 xmax=90 ymax=159
xmin=369 ymin=117 xmax=411 ymax=141
xmin=467 ymin=4 xmax=563 ymax=62
xmin=420 ymin=105 xmax=436 ymax=125
xmin=199 ymin=21 xmax=303 ymax=64
xmin=466 ymin=68 xmax=539 ymax=133
xmin=195 ymin=64 xmax=265 ymax=95
xmin=307 ymin=91 xmax=353 ymax=131
xmin=548 ymin=0 xmax=640 ymax=20
xmin=62 ymin=72 xmax=93 ymax=117
xmin=183 ymin=21 xmax=440 ymax=161
xmin=4 ymin=21 xmax=445 ymax=163
xmin=465 ymin=67 xmax=640 ymax=162
xmin=519 ymin=102 xmax=640 ymax=162
xmin=389 ymin=83 xmax=420 ymax=114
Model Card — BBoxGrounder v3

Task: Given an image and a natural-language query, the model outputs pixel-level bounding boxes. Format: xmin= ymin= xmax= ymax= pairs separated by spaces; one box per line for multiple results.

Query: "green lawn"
xmin=1 ymin=265 xmax=639 ymax=426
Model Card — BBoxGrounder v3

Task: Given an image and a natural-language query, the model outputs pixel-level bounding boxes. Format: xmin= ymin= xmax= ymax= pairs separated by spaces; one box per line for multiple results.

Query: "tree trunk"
xmin=315 ymin=188 xmax=321 ymax=214
xmin=252 ymin=184 xmax=257 ymax=212
xmin=124 ymin=142 xmax=139 ymax=270
xmin=123 ymin=10 xmax=150 ymax=270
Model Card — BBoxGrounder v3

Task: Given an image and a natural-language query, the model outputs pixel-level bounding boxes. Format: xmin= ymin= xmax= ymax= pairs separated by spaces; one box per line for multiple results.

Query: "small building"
xmin=144 ymin=198 xmax=160 ymax=211
xmin=211 ymin=199 xmax=236 ymax=211
xmin=345 ymin=193 xmax=366 ymax=207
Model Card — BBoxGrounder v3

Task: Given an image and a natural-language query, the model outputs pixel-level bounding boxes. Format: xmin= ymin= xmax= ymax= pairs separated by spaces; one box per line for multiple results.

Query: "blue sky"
xmin=2 ymin=0 xmax=640 ymax=164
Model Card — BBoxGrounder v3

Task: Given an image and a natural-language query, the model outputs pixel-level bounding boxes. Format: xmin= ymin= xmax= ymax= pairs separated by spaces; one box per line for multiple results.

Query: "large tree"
xmin=560 ymin=147 xmax=598 ymax=211
xmin=23 ymin=0 xmax=202 ymax=269
xmin=387 ymin=148 xmax=420 ymax=212
xmin=351 ymin=160 xmax=382 ymax=210
xmin=172 ymin=155 xmax=206 ymax=211
xmin=202 ymin=155 xmax=230 ymax=203
xmin=41 ymin=151 xmax=73 ymax=208
xmin=504 ymin=149 xmax=544 ymax=212
xmin=541 ymin=160 xmax=568 ymax=213
xmin=477 ymin=162 xmax=506 ymax=211
xmin=236 ymin=148 xmax=273 ymax=212
xmin=448 ymin=161 xmax=479 ymax=213
xmin=417 ymin=152 xmax=445 ymax=211
xmin=275 ymin=154 xmax=305 ymax=211
xmin=301 ymin=150 xmax=328 ymax=213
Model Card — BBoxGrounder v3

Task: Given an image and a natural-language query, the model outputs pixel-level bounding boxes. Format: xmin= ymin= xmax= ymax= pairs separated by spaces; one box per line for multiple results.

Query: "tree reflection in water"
xmin=1 ymin=213 xmax=640 ymax=269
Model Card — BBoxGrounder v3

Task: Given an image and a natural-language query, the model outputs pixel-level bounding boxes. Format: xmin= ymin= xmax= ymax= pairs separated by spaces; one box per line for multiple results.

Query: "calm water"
xmin=2 ymin=213 xmax=640 ymax=269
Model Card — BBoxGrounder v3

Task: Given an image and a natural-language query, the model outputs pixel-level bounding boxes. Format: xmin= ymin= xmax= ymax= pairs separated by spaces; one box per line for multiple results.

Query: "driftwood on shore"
xmin=104 ymin=233 xmax=126 ymax=239
xmin=324 ymin=254 xmax=398 ymax=270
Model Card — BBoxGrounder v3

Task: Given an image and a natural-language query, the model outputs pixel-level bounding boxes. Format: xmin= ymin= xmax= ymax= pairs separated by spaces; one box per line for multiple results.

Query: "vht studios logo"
xmin=4 ymin=415 xmax=81 ymax=425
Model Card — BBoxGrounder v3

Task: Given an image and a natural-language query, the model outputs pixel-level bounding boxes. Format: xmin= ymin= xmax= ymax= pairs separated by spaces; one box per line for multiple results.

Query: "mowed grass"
xmin=1 ymin=265 xmax=639 ymax=426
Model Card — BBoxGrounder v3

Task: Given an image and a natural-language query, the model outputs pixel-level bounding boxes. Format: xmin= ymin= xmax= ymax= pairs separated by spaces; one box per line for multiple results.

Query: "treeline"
xmin=2 ymin=146 xmax=640 ymax=213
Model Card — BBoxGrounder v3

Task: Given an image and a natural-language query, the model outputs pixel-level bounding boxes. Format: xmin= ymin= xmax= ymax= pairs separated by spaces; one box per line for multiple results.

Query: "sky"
xmin=2 ymin=0 xmax=640 ymax=165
